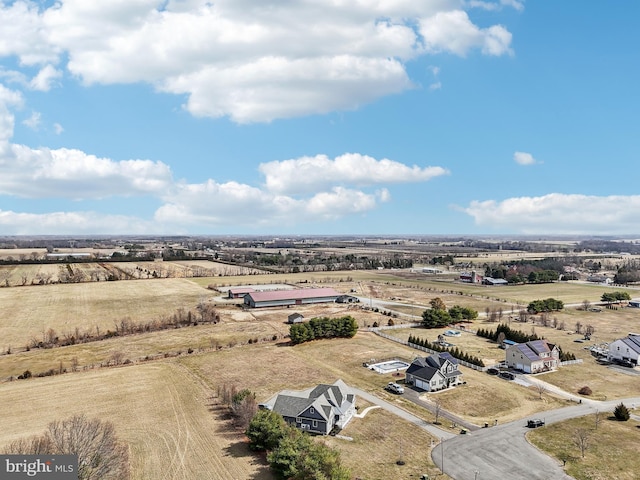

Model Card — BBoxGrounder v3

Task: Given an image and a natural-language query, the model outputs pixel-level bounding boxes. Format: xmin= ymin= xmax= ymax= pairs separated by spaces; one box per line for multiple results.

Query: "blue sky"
xmin=1 ymin=0 xmax=639 ymax=236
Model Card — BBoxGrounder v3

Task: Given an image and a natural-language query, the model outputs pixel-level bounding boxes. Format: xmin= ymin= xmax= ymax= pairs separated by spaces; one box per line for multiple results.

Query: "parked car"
xmin=386 ymin=382 xmax=404 ymax=394
xmin=527 ymin=419 xmax=545 ymax=428
xmin=499 ymin=371 xmax=516 ymax=380
xmin=486 ymin=368 xmax=500 ymax=376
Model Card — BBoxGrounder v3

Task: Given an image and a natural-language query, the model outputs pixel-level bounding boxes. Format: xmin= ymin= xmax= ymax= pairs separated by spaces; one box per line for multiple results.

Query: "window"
xmin=312 ymin=420 xmax=317 ymax=428
xmin=310 ymin=407 xmax=315 ymax=414
xmin=296 ymin=417 xmax=302 ymax=423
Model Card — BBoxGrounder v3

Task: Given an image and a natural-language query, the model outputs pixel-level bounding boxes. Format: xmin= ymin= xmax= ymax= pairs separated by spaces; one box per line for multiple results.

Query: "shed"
xmin=288 ymin=313 xmax=304 ymax=324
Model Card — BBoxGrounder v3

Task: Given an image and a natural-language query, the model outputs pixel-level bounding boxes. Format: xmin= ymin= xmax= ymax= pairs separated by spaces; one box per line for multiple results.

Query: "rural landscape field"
xmin=1 ymin=236 xmax=640 ymax=479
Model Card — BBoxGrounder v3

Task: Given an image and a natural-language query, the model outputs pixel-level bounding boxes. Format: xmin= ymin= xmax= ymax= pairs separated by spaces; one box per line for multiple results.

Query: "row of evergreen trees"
xmin=289 ymin=315 xmax=358 ymax=345
xmin=476 ymin=324 xmax=540 ymax=343
xmin=407 ymin=335 xmax=485 ymax=367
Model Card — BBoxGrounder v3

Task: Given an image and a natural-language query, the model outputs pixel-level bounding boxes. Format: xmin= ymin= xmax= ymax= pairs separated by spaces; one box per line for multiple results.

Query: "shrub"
xmin=614 ymin=402 xmax=630 ymax=421
xmin=578 ymin=386 xmax=592 ymax=396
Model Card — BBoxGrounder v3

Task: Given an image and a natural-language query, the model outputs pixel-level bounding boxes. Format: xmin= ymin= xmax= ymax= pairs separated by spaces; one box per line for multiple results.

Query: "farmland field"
xmin=0 ymin=362 xmax=273 ymax=480
xmin=2 ymin=262 xmax=640 ymax=479
xmin=0 ymin=278 xmax=210 ymax=348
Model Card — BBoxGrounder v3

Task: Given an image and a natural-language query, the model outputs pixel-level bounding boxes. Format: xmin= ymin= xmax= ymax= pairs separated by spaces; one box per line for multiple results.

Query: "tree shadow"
xmin=223 ymin=441 xmax=273 ymax=479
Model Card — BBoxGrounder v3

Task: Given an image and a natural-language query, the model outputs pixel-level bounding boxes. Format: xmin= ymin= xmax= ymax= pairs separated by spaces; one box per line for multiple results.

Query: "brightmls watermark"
xmin=0 ymin=455 xmax=77 ymax=479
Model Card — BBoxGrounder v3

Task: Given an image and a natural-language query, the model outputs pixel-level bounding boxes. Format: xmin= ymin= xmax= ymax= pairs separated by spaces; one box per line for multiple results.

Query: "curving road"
xmin=431 ymin=396 xmax=640 ymax=480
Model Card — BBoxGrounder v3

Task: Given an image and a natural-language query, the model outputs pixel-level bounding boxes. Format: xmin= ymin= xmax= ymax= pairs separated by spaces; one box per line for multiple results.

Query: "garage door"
xmin=415 ymin=379 xmax=429 ymax=391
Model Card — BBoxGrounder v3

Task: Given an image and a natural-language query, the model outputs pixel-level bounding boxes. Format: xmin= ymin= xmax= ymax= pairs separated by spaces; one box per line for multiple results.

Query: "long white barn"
xmin=243 ymin=288 xmax=341 ymax=308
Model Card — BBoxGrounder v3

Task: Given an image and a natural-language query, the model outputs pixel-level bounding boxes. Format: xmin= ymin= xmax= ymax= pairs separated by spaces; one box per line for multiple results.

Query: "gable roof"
xmin=407 ymin=353 xmax=461 ymax=381
xmin=246 ymin=288 xmax=340 ymax=302
xmin=508 ymin=339 xmax=556 ymax=362
xmin=269 ymin=379 xmax=354 ymax=420
xmin=620 ymin=334 xmax=640 ymax=353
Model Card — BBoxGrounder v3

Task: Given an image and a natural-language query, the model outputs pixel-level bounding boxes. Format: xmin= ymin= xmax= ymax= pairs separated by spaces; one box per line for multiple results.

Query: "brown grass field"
xmin=2 ymin=269 xmax=640 ymax=478
xmin=0 ymin=278 xmax=211 ymax=349
xmin=528 ymin=413 xmax=640 ymax=480
xmin=0 ymin=362 xmax=273 ymax=480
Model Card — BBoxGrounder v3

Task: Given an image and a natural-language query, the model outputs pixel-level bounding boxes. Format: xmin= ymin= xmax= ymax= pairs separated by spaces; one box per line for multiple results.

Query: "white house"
xmin=505 ymin=340 xmax=559 ymax=373
xmin=608 ymin=334 xmax=640 ymax=366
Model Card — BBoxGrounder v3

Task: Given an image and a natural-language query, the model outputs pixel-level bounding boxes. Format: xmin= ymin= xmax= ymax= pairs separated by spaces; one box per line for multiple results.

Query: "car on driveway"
xmin=527 ymin=419 xmax=545 ymax=428
xmin=386 ymin=382 xmax=404 ymax=394
xmin=499 ymin=371 xmax=516 ymax=380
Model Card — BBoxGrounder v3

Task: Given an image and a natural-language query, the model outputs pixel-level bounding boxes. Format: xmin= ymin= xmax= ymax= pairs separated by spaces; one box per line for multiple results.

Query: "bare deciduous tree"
xmin=433 ymin=398 xmax=443 ymax=425
xmin=3 ymin=415 xmax=129 ymax=480
xmin=582 ymin=299 xmax=591 ymax=311
xmin=535 ymin=382 xmax=548 ymax=400
xmin=573 ymin=428 xmax=590 ymax=458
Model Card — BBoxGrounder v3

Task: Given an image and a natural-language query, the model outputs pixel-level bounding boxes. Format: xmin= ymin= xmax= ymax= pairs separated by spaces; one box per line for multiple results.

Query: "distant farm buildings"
xmin=459 ymin=271 xmax=482 ymax=283
xmin=243 ymin=288 xmax=341 ymax=308
xmin=227 ymin=287 xmax=256 ymax=299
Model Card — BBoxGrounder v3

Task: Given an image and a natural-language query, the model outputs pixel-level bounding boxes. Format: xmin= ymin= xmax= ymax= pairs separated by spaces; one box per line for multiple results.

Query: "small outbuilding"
xmin=287 ymin=313 xmax=304 ymax=324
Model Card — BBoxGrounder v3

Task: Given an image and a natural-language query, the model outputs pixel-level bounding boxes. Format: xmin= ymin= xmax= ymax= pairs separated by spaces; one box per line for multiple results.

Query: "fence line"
xmin=371 ymin=329 xmax=486 ymax=372
xmin=560 ymin=359 xmax=584 ymax=366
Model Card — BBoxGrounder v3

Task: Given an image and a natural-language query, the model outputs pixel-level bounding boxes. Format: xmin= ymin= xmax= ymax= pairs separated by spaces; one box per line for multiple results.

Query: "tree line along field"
xmin=0 ymin=261 xmax=266 ymax=287
xmin=2 ymin=266 xmax=640 ymax=478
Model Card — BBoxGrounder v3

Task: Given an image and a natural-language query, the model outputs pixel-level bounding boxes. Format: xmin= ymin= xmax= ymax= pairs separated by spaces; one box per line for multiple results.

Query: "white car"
xmin=386 ymin=382 xmax=404 ymax=394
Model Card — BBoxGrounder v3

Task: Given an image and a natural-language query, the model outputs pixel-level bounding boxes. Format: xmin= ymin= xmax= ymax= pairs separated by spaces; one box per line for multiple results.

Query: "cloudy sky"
xmin=0 ymin=1 xmax=638 ymax=236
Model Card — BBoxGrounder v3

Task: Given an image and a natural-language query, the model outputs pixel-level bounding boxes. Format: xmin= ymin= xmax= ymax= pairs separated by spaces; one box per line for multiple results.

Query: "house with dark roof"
xmin=263 ymin=379 xmax=356 ymax=435
xmin=505 ymin=340 xmax=559 ymax=373
xmin=608 ymin=333 xmax=640 ymax=366
xmin=405 ymin=353 xmax=463 ymax=392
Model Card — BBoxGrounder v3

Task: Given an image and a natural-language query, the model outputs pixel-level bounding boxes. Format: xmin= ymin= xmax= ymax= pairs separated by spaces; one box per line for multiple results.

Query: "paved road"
xmin=351 ymin=387 xmax=456 ymax=440
xmin=431 ymin=397 xmax=640 ymax=480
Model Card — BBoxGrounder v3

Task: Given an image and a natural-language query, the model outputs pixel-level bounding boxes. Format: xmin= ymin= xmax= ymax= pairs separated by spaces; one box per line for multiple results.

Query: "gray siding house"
xmin=608 ymin=333 xmax=640 ymax=365
xmin=405 ymin=353 xmax=462 ymax=392
xmin=263 ymin=379 xmax=356 ymax=435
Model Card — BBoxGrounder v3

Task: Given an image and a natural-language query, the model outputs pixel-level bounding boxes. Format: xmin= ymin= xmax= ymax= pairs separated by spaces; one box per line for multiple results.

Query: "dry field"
xmin=528 ymin=413 xmax=640 ymax=480
xmin=0 ymin=278 xmax=210 ymax=349
xmin=2 ymin=269 xmax=640 ymax=478
xmin=0 ymin=362 xmax=273 ymax=480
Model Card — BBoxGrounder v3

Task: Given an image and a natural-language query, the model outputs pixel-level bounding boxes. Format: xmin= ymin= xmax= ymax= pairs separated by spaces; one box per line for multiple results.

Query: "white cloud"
xmin=53 ymin=123 xmax=64 ymax=134
xmin=0 ymin=0 xmax=513 ymax=123
xmin=0 ymin=145 xmax=173 ymax=199
xmin=259 ymin=153 xmax=449 ymax=194
xmin=420 ymin=10 xmax=513 ymax=57
xmin=155 ymin=181 xmax=388 ymax=228
xmin=0 ymin=209 xmax=158 ymax=235
xmin=429 ymin=81 xmax=442 ymax=90
xmin=464 ymin=193 xmax=640 ymax=234
xmin=513 ymin=151 xmax=540 ymax=165
xmin=22 ymin=111 xmax=41 ymax=130
xmin=0 ymin=85 xmax=23 ymax=143
xmin=29 ymin=65 xmax=62 ymax=91
xmin=465 ymin=0 xmax=524 ymax=11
